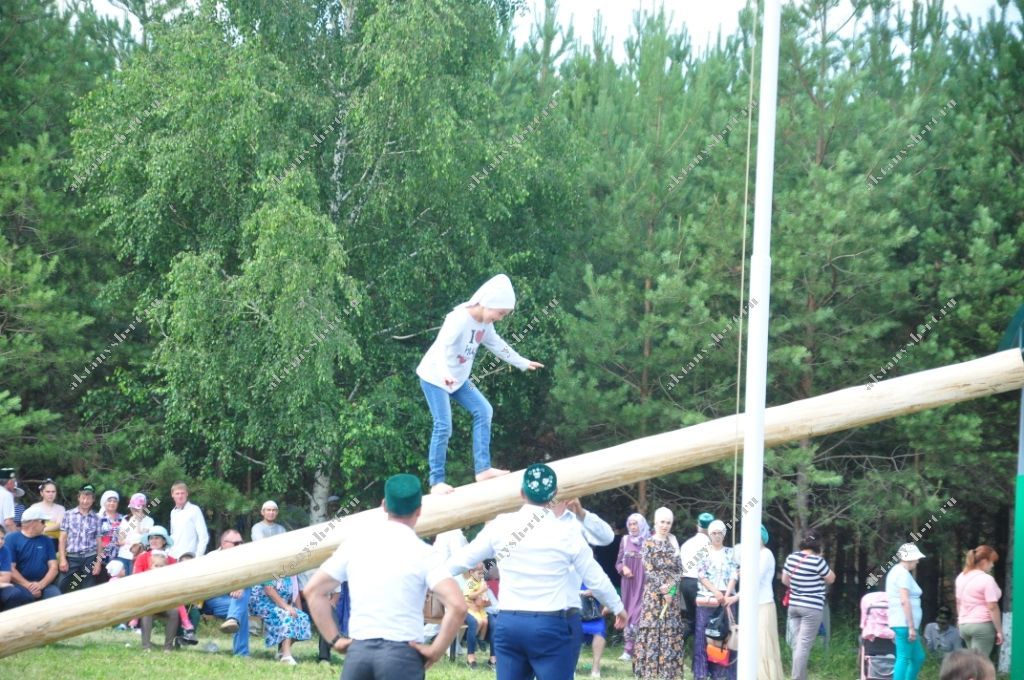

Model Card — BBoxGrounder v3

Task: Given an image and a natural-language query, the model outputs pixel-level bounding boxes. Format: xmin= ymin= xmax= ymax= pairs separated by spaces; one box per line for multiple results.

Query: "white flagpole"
xmin=737 ymin=0 xmax=781 ymax=677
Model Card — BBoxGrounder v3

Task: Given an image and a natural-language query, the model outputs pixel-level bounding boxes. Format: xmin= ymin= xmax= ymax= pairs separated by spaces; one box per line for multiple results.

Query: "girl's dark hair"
xmin=798 ymin=532 xmax=823 ymax=552
xmin=940 ymin=649 xmax=995 ymax=680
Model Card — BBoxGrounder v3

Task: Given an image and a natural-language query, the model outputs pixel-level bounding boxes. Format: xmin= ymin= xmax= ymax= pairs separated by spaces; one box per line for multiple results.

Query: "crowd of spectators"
xmin=0 ymin=468 xmax=335 ymax=666
xmin=0 ymin=465 xmax=1008 ymax=677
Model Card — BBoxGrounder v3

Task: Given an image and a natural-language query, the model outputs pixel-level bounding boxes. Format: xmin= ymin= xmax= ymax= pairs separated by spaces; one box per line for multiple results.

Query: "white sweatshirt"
xmin=416 ymin=306 xmax=530 ymax=391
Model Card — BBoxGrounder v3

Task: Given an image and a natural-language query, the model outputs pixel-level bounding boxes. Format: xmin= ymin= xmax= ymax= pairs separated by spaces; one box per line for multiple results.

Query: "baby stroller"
xmin=860 ymin=591 xmax=896 ymax=680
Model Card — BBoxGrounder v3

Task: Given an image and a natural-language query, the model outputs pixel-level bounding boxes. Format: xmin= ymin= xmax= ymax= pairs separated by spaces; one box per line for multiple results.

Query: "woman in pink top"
xmin=955 ymin=545 xmax=1003 ymax=658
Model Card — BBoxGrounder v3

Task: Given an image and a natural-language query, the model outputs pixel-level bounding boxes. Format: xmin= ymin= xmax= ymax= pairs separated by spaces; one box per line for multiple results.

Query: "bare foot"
xmin=475 ymin=468 xmax=510 ymax=482
xmin=430 ymin=482 xmax=455 ymax=495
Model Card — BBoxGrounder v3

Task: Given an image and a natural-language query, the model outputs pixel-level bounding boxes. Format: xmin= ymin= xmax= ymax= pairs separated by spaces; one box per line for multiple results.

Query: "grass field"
xmin=4 ymin=621 xmax=946 ymax=679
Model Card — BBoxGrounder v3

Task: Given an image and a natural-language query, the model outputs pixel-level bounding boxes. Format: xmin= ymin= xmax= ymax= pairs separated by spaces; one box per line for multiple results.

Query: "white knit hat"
xmin=467 ymin=274 xmax=516 ymax=309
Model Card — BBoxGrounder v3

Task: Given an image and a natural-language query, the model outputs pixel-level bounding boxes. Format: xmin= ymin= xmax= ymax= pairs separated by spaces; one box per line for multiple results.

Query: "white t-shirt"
xmin=117 ymin=514 xmax=154 ymax=560
xmin=320 ymin=519 xmax=450 ymax=642
xmin=679 ymin=532 xmax=710 ymax=578
xmin=886 ymin=563 xmax=923 ymax=628
xmin=737 ymin=544 xmax=777 ymax=605
xmin=416 ymin=306 xmax=530 ymax=392
xmin=0 ymin=487 xmax=14 ymax=527
xmin=251 ymin=522 xmax=287 ymax=541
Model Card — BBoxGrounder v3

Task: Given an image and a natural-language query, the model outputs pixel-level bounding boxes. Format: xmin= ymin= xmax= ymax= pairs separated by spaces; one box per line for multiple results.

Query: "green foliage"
xmin=1 ymin=0 xmax=1021 ymax=603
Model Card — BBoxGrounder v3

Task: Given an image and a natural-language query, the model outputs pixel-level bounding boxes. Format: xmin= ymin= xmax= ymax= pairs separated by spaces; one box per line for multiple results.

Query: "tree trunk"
xmin=793 ymin=438 xmax=811 ymax=551
xmin=310 ymin=467 xmax=331 ymax=523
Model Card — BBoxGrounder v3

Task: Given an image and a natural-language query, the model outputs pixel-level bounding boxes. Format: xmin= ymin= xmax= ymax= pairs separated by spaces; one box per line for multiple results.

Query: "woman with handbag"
xmin=694 ymin=519 xmax=738 ymax=680
xmin=781 ymin=531 xmax=835 ymax=680
xmin=633 ymin=507 xmax=685 ymax=679
xmin=615 ymin=512 xmax=650 ymax=661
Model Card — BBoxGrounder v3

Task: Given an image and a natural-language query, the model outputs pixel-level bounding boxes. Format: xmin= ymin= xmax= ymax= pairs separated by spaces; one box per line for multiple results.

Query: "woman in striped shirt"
xmin=781 ymin=532 xmax=835 ymax=680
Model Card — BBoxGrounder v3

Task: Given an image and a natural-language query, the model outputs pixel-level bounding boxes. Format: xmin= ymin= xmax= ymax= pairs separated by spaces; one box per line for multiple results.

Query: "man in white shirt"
xmin=679 ymin=511 xmax=714 ymax=643
xmin=552 ymin=497 xmax=614 ymax=547
xmin=303 ymin=474 xmax=466 ymax=680
xmin=0 ymin=468 xmax=17 ymax=533
xmin=168 ymin=482 xmax=209 ymax=559
xmin=447 ymin=464 xmax=628 ymax=679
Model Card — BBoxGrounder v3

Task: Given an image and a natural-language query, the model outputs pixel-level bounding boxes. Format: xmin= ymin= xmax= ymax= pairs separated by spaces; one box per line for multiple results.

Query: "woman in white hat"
xmin=694 ymin=518 xmax=739 ymax=680
xmin=886 ymin=543 xmax=926 ymax=680
xmin=132 ymin=526 xmax=184 ymax=651
xmin=415 ymin=274 xmax=544 ymax=494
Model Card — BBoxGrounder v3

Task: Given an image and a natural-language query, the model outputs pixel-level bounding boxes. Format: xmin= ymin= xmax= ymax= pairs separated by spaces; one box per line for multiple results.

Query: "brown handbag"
xmin=423 ymin=590 xmax=445 ymax=622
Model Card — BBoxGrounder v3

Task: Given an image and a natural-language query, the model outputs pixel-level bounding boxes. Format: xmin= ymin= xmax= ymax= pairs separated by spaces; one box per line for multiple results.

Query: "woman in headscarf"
xmin=615 ymin=512 xmax=650 ymax=661
xmin=694 ymin=519 xmax=738 ymax=680
xmin=632 ymin=507 xmax=685 ymax=679
xmin=739 ymin=525 xmax=784 ymax=680
xmin=96 ymin=490 xmax=123 ymax=580
xmin=416 ymin=274 xmax=545 ymax=494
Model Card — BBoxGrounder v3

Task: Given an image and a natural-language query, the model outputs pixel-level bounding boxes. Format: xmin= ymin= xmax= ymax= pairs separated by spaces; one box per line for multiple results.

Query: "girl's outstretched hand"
xmin=526 ymin=361 xmax=545 ymax=370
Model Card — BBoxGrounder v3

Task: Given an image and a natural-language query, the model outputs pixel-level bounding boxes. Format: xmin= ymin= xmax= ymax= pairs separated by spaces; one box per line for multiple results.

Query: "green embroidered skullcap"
xmin=522 ymin=464 xmax=557 ymax=503
xmin=384 ymin=473 xmax=422 ymax=516
xmin=698 ymin=512 xmax=714 ymax=528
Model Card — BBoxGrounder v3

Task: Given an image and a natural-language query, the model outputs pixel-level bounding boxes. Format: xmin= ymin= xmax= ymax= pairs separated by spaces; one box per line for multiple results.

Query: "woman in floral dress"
xmin=250 ymin=576 xmax=312 ymax=664
xmin=633 ymin=506 xmax=685 ymax=679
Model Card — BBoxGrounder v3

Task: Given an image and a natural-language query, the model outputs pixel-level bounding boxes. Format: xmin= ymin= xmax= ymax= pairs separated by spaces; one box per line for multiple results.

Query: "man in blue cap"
xmin=303 ymin=473 xmax=466 ymax=680
xmin=447 ymin=463 xmax=627 ymax=679
xmin=678 ymin=511 xmax=714 ymax=647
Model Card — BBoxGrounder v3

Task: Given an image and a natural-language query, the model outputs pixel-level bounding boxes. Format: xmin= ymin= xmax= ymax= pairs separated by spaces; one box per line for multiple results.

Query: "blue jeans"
xmin=202 ymin=589 xmax=251 ymax=656
xmin=2 ymin=583 xmax=61 ymax=609
xmin=494 ymin=611 xmax=582 ymax=679
xmin=891 ymin=626 xmax=925 ymax=680
xmin=420 ymin=378 xmax=493 ymax=486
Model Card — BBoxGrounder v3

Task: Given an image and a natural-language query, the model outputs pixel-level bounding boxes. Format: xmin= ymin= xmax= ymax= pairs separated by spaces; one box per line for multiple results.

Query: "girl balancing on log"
xmin=416 ymin=274 xmax=544 ymax=494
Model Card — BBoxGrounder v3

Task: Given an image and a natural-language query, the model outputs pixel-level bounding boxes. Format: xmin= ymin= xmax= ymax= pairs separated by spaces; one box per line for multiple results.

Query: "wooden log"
xmin=0 ymin=349 xmax=1021 ymax=657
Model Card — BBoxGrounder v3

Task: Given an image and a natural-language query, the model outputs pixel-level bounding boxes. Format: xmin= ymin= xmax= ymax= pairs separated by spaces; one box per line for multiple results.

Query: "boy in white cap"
xmin=416 ymin=274 xmax=544 ymax=494
xmin=252 ymin=500 xmax=286 ymax=541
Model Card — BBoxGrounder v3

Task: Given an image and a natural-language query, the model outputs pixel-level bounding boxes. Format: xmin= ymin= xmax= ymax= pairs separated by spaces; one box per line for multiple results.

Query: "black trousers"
xmin=59 ymin=553 xmax=99 ymax=593
xmin=681 ymin=576 xmax=699 ymax=640
xmin=341 ymin=639 xmax=426 ymax=680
